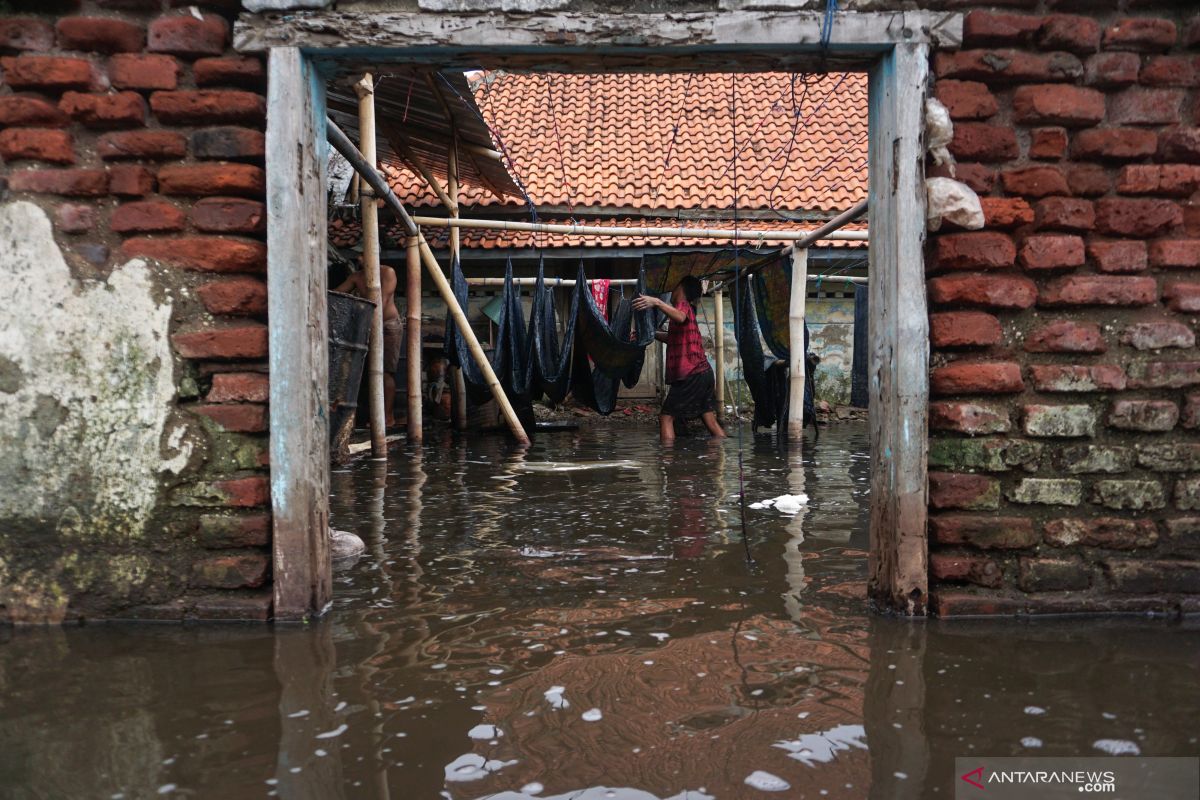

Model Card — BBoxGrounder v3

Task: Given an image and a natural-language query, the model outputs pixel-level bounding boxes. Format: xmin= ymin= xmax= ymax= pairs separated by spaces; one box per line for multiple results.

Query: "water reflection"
xmin=1 ymin=424 xmax=1198 ymax=799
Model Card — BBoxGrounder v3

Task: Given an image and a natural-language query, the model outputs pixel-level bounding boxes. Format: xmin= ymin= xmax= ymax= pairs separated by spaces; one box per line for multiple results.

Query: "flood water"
xmin=2 ymin=421 xmax=1198 ymax=799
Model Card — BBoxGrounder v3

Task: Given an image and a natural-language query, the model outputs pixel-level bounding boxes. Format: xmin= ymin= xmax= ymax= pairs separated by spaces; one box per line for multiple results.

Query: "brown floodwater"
xmin=1 ymin=422 xmax=1197 ymax=799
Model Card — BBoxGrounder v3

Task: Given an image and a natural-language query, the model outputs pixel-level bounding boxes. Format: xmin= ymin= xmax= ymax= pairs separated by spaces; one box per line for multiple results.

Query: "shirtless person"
xmin=335 ymin=263 xmax=403 ymax=428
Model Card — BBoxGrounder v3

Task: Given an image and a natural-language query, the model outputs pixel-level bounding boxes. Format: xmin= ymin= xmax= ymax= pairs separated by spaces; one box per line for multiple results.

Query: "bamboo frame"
xmin=355 ymin=74 xmax=388 ymax=460
xmin=410 ymin=215 xmax=868 ymax=243
xmin=787 ymin=245 xmax=808 ymax=440
xmin=714 ymin=288 xmax=725 ymax=417
xmin=406 ymin=235 xmax=423 ymax=442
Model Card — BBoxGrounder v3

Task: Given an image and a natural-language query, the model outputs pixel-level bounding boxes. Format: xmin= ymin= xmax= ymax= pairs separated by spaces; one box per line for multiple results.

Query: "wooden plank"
xmin=356 ymin=74 xmax=388 ymax=460
xmin=787 ymin=245 xmax=808 ymax=440
xmin=266 ymin=47 xmax=330 ymax=621
xmin=866 ymin=43 xmax=930 ymax=616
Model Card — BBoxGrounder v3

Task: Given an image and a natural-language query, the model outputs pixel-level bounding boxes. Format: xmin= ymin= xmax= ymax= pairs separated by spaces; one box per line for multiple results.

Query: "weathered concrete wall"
xmin=808 ymin=296 xmax=857 ymax=405
xmin=1 ymin=4 xmax=272 ymax=622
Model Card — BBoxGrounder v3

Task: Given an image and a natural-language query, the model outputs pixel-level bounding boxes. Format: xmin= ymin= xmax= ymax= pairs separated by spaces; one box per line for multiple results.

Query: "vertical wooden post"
xmin=714 ymin=288 xmax=725 ymax=417
xmin=787 ymin=244 xmax=809 ymax=440
xmin=355 ymin=73 xmax=387 ymax=460
xmin=406 ymin=236 xmax=423 ymax=442
xmin=447 ymin=131 xmax=468 ymax=431
xmin=266 ymin=47 xmax=330 ymax=620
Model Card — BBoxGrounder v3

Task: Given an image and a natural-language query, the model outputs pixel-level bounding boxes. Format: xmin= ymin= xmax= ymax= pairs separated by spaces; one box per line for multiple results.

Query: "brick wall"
xmin=0 ymin=2 xmax=272 ymax=622
xmin=926 ymin=5 xmax=1200 ymax=616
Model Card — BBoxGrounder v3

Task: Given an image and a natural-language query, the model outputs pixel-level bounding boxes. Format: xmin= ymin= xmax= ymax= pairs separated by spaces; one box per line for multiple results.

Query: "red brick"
xmin=1183 ymin=393 xmax=1200 ymax=429
xmin=931 ymin=361 xmax=1024 ymax=395
xmin=0 ymin=95 xmax=69 ymax=127
xmin=931 ymin=514 xmax=1037 ymax=549
xmin=191 ymin=403 xmax=267 ymax=433
xmin=929 ymin=590 xmax=1029 ymax=617
xmin=1165 ymin=282 xmax=1200 ymax=312
xmin=1029 ymin=127 xmax=1067 ymax=160
xmin=1150 ymin=239 xmax=1200 ymax=269
xmin=1037 ymin=15 xmax=1101 ymax=54
xmin=1020 ymin=233 xmax=1086 ymax=271
xmin=216 ymin=476 xmax=269 ymax=508
xmin=191 ymin=553 xmax=269 ymax=589
xmin=934 ymin=49 xmax=1083 ymax=84
xmin=1158 ymin=128 xmax=1200 ymax=164
xmin=0 ymin=128 xmax=73 ymax=164
xmin=1040 ymin=275 xmax=1157 ymax=307
xmin=929 ymin=472 xmax=1000 ymax=511
xmin=1012 ymin=84 xmax=1105 ymax=126
xmin=1025 ymin=320 xmax=1105 ymax=353
xmin=1070 ymin=128 xmax=1158 ymax=160
xmin=122 ymin=237 xmax=265 ymax=273
xmin=1033 ymin=199 xmax=1093 ymax=233
xmin=197 ymin=277 xmax=268 ymax=316
xmin=931 ymin=553 xmax=1003 ymax=588
xmin=1121 ymin=321 xmax=1195 ymax=351
xmin=1127 ymin=362 xmax=1200 ymax=390
xmin=149 ymin=90 xmax=265 ymax=125
xmin=934 ymin=79 xmax=998 ymax=120
xmin=8 ymin=168 xmax=107 ymax=196
xmin=1044 ymin=518 xmax=1158 ymax=550
xmin=158 ymin=163 xmax=265 ymax=198
xmin=1116 ymin=164 xmax=1200 ymax=196
xmin=0 ymin=55 xmax=94 ymax=91
xmin=1110 ymin=88 xmax=1183 ymax=125
xmin=928 ymin=402 xmax=1011 ymax=434
xmin=208 ymin=372 xmax=269 ymax=403
xmin=172 ymin=325 xmax=268 ymax=359
xmin=1141 ymin=56 xmax=1197 ymax=87
xmin=0 ymin=19 xmax=54 ymax=52
xmin=1030 ymin=364 xmax=1127 ymax=392
xmin=108 ymin=164 xmax=155 ymax=197
xmin=147 ymin=12 xmax=229 ymax=58
xmin=955 ymin=163 xmax=997 ymax=194
xmin=58 ymin=91 xmax=146 ymax=129
xmin=1095 ymin=198 xmax=1182 ymax=237
xmin=962 ymin=11 xmax=1041 ymax=46
xmin=930 ymin=311 xmax=1002 ymax=348
xmin=197 ymin=513 xmax=270 ymax=549
xmin=55 ymin=203 xmax=96 ymax=234
xmin=1088 ymin=239 xmax=1148 ymax=273
xmin=949 ymin=122 xmax=1018 ymax=162
xmin=110 ymin=200 xmax=184 ymax=233
xmin=191 ymin=126 xmax=264 ymax=161
xmin=1108 ymin=399 xmax=1178 ymax=431
xmin=96 ymin=130 xmax=186 ymax=161
xmin=190 ymin=197 xmax=265 ymax=234
xmin=934 ymin=232 xmax=1016 ymax=271
xmin=193 ymin=56 xmax=264 ymax=89
xmin=1184 ymin=203 xmax=1200 ymax=237
xmin=928 ymin=274 xmax=1038 ymax=309
xmin=1065 ymin=164 xmax=1111 ymax=197
xmin=108 ymin=53 xmax=179 ymax=91
xmin=1001 ymin=166 xmax=1069 ymax=198
xmin=1103 ymin=18 xmax=1177 ymax=52
xmin=55 ymin=17 xmax=143 ymax=54
xmin=1018 ymin=556 xmax=1090 ymax=592
xmin=1084 ymin=52 xmax=1140 ymax=87
xmin=980 ymin=197 xmax=1034 ymax=229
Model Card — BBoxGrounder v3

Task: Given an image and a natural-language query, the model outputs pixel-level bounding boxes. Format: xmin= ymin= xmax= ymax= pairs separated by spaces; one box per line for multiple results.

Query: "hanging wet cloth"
xmin=528 ymin=261 xmax=579 ymax=405
xmin=732 ymin=278 xmax=784 ymax=431
xmin=850 ymin=282 xmax=869 ymax=409
xmin=589 ymin=277 xmax=611 ymax=320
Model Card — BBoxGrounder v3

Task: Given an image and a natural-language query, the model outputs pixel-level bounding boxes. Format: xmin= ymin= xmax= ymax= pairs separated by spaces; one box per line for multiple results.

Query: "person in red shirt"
xmin=633 ymin=276 xmax=727 ymax=443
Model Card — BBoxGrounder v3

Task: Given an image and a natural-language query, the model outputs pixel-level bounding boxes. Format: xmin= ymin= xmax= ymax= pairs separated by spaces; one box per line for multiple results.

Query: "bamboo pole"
xmin=410 ymin=214 xmax=868 ymax=243
xmin=448 ymin=131 xmax=468 ymax=433
xmin=793 ymin=198 xmax=868 ymax=249
xmin=465 ymin=277 xmax=638 ymax=287
xmin=787 ymin=245 xmax=809 ymax=441
xmin=405 ymin=235 xmax=422 ymax=443
xmin=714 ymin=288 xmax=725 ymax=418
xmin=384 ymin=125 xmax=457 ymax=214
xmin=326 ymin=118 xmax=530 ymax=445
xmin=355 ymin=74 xmax=388 ymax=460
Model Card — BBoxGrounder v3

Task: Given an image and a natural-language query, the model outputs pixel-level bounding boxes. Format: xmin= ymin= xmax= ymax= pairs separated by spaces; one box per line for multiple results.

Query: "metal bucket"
xmin=328 ymin=290 xmax=376 ymax=463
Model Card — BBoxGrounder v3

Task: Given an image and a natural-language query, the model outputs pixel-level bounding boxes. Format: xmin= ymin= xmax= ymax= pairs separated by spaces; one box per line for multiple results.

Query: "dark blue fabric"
xmin=850 ymin=283 xmax=869 ymax=409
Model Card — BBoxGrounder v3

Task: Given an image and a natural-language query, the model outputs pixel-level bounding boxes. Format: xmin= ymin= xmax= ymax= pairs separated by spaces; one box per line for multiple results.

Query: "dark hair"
xmin=678 ymin=275 xmax=703 ymax=306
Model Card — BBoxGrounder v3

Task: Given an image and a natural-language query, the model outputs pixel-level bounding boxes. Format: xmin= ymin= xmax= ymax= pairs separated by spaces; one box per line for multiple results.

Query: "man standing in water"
xmin=335 ymin=262 xmax=403 ymax=428
xmin=633 ymin=276 xmax=727 ymax=443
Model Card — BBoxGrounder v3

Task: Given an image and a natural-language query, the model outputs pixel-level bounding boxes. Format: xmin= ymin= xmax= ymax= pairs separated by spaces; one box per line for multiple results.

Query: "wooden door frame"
xmin=253 ymin=10 xmax=957 ymax=620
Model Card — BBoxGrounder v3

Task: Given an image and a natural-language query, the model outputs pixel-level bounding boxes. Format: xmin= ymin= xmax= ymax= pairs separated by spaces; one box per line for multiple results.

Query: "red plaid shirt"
xmin=665 ymin=301 xmax=709 ymax=383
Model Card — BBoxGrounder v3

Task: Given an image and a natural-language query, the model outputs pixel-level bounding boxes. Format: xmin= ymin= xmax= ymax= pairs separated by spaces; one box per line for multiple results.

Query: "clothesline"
xmin=410 ymin=215 xmax=868 ymax=243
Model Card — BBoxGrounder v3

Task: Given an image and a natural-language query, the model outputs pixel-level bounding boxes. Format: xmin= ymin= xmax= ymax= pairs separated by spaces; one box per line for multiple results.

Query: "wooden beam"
xmin=793 ymin=198 xmax=868 ymax=249
xmin=867 ymin=43 xmax=930 ymax=616
xmin=266 ymin=46 xmax=330 ymax=621
xmin=409 ymin=215 xmax=868 ymax=242
xmin=406 ymin=236 xmax=423 ymax=443
xmin=382 ymin=124 xmax=458 ymax=214
xmin=787 ymin=245 xmax=808 ymax=441
xmin=356 ymin=73 xmax=389 ymax=460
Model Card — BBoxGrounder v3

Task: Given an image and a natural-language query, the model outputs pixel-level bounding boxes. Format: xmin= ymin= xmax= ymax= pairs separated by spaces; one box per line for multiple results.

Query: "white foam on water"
xmin=521 ymin=783 xmax=544 ymax=795
xmin=773 ymin=724 xmax=868 ymax=767
xmin=1023 ymin=706 xmax=1047 ymax=715
xmin=744 ymin=771 xmax=791 ymax=792
xmin=649 ymin=632 xmax=669 ymax=641
xmin=156 ymin=786 xmax=176 ymax=796
xmin=315 ymin=724 xmax=348 ymax=739
xmin=287 ymin=709 xmax=309 ymax=718
xmin=1020 ymin=737 xmax=1043 ymax=748
xmin=443 ymin=753 xmax=519 ymax=783
xmin=468 ymin=724 xmax=503 ymax=740
xmin=582 ymin=708 xmax=603 ymax=722
xmin=544 ymin=686 xmax=570 ymax=709
xmin=1093 ymin=739 xmax=1140 ymax=756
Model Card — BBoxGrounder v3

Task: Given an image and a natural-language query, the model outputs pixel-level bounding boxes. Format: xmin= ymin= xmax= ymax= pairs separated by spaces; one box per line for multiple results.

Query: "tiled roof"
xmin=384 ymin=71 xmax=868 ymax=215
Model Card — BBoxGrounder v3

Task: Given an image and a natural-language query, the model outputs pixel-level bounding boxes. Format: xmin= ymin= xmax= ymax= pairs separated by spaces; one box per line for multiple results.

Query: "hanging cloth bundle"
xmin=528 ymin=260 xmax=578 ymax=405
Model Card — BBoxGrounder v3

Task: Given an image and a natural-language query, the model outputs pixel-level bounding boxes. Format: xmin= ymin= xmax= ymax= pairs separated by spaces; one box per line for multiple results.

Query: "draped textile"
xmin=850 ymin=283 xmax=869 ymax=409
xmin=528 ymin=262 xmax=578 ymax=405
xmin=733 ymin=277 xmax=815 ymax=433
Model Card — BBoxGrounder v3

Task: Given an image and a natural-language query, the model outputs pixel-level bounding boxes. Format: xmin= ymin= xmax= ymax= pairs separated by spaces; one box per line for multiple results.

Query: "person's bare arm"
xmin=654 ymin=331 xmax=668 ymax=343
xmin=333 ymin=272 xmax=359 ymax=294
xmin=632 ymin=294 xmax=686 ymax=324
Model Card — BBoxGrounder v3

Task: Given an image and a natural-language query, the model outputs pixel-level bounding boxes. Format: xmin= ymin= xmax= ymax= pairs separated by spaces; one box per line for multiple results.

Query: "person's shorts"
xmin=662 ymin=366 xmax=716 ymax=420
xmin=382 ymin=317 xmax=403 ymax=374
